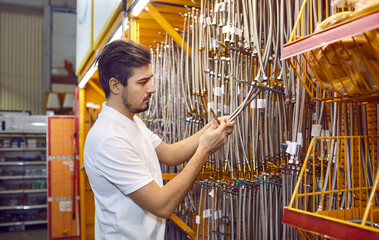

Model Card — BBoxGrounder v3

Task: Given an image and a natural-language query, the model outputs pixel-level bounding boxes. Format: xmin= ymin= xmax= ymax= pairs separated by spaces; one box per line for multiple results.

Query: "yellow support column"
xmin=129 ymin=17 xmax=140 ymax=43
xmin=79 ymin=87 xmax=86 ymax=240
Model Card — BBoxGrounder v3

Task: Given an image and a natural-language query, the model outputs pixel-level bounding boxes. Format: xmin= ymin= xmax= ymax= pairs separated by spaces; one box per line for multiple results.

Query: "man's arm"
xmin=129 ymin=119 xmax=228 ymax=219
xmin=156 ymin=116 xmax=235 ymax=166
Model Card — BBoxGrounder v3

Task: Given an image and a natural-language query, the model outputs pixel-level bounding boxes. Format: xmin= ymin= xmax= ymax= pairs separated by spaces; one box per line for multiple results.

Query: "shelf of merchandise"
xmin=0 ymin=189 xmax=47 ymax=194
xmin=0 ymin=148 xmax=46 ymax=152
xmin=0 ymin=161 xmax=46 ymax=166
xmin=0 ymin=204 xmax=47 ymax=211
xmin=0 ymin=175 xmax=46 ymax=180
xmin=0 ymin=220 xmax=48 ymax=227
xmin=0 ymin=130 xmax=47 ymax=230
xmin=281 ymin=1 xmax=379 ymax=239
xmin=281 ymin=3 xmax=379 ymax=103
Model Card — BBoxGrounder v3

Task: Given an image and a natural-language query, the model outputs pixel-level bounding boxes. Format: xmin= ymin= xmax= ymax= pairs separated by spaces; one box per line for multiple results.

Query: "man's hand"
xmin=217 ymin=115 xmax=236 ymax=136
xmin=198 ymin=118 xmax=230 ymax=155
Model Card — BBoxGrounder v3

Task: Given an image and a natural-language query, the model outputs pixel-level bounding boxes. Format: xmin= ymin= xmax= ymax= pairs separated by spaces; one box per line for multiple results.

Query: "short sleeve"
xmin=134 ymin=116 xmax=162 ymax=148
xmin=150 ymin=132 xmax=162 ymax=148
xmin=95 ymin=136 xmax=153 ymax=195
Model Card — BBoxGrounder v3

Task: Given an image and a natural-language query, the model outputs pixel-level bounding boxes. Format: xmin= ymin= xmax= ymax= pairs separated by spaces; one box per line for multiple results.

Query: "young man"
xmin=84 ymin=39 xmax=235 ymax=240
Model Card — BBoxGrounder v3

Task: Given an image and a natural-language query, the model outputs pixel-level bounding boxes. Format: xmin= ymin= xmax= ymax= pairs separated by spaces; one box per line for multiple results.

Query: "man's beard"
xmin=122 ymin=94 xmax=150 ymax=114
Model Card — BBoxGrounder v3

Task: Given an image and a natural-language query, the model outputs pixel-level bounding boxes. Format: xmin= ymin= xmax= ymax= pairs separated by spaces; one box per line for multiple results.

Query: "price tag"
xmin=311 ymin=124 xmax=322 ymax=137
xmin=257 ymin=99 xmax=266 ymax=109
xmin=214 ymin=3 xmax=220 ymax=12
xmin=219 ymin=2 xmax=226 ymax=11
xmin=230 ymin=26 xmax=235 ymax=34
xmin=297 ymin=133 xmax=303 ymax=146
xmin=224 ymin=105 xmax=230 ymax=114
xmin=196 ymin=215 xmax=200 ymax=224
xmin=222 ymin=25 xmax=230 ymax=34
xmin=203 ymin=209 xmax=211 ymax=218
xmin=250 ymin=99 xmax=257 ymax=108
xmin=215 ymin=87 xmax=223 ymax=96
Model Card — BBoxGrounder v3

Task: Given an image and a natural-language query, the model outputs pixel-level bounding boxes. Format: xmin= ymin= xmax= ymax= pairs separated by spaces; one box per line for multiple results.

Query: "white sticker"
xmin=257 ymin=99 xmax=266 ymax=109
xmin=196 ymin=215 xmax=201 ymax=224
xmin=224 ymin=105 xmax=230 ymax=114
xmin=214 ymin=211 xmax=218 ymax=220
xmin=207 ymin=102 xmax=214 ymax=111
xmin=286 ymin=143 xmax=292 ymax=154
xmin=214 ymin=3 xmax=220 ymax=12
xmin=290 ymin=142 xmax=297 ymax=155
xmin=222 ymin=25 xmax=230 ymax=34
xmin=221 ymin=85 xmax=225 ymax=94
xmin=250 ymin=99 xmax=257 ymax=109
xmin=63 ymin=160 xmax=74 ymax=172
xmin=59 ymin=201 xmax=66 ymax=212
xmin=219 ymin=210 xmax=222 ymax=219
xmin=215 ymin=87 xmax=223 ymax=96
xmin=59 ymin=201 xmax=72 ymax=212
xmin=203 ymin=209 xmax=211 ymax=218
xmin=230 ymin=26 xmax=235 ymax=34
xmin=311 ymin=124 xmax=322 ymax=137
xmin=209 ymin=189 xmax=214 ymax=198
xmin=219 ymin=2 xmax=226 ymax=11
xmin=286 ymin=142 xmax=297 ymax=155
xmin=297 ymin=133 xmax=303 ymax=146
xmin=218 ymin=103 xmax=222 ymax=112
xmin=199 ymin=15 xmax=204 ymax=23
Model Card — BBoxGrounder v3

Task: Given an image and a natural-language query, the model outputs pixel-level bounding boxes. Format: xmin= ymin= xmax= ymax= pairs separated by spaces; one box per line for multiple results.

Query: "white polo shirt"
xmin=84 ymin=102 xmax=166 ymax=240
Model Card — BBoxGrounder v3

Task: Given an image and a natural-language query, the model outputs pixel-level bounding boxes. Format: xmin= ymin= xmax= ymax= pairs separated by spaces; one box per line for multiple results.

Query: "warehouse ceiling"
xmin=137 ymin=0 xmax=200 ymax=48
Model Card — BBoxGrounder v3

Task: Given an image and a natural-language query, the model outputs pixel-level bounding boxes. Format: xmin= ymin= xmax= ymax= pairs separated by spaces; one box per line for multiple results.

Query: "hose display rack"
xmin=281 ymin=0 xmax=379 ymax=239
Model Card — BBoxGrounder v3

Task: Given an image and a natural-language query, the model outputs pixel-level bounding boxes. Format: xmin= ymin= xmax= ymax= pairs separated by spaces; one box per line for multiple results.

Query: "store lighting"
xmin=46 ymin=92 xmax=61 ymax=110
xmin=131 ymin=0 xmax=150 ymax=17
xmin=78 ymin=62 xmax=96 ymax=88
xmin=63 ymin=93 xmax=75 ymax=109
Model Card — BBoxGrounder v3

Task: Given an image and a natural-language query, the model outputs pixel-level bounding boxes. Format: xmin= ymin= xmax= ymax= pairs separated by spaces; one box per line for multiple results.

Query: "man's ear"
xmin=109 ymin=78 xmax=121 ymax=95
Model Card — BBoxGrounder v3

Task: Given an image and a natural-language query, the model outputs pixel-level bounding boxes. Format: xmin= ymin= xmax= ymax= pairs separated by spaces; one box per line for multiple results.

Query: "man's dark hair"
xmin=95 ymin=39 xmax=151 ymax=98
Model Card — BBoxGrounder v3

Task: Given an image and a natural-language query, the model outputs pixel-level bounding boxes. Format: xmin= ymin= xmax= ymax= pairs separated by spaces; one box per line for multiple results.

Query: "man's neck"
xmin=106 ymin=98 xmax=134 ymax=120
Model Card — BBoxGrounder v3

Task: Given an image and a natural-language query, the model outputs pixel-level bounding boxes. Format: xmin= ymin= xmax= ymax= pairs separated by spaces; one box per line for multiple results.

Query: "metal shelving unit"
xmin=0 ymin=130 xmax=47 ymax=230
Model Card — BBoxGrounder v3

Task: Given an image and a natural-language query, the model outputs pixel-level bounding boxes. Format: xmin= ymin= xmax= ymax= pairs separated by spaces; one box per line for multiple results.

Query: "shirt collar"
xmin=99 ymin=102 xmax=138 ymax=129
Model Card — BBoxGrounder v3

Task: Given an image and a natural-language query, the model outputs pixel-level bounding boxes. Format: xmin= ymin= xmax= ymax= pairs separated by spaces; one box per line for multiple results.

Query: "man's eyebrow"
xmin=137 ymin=75 xmax=153 ymax=81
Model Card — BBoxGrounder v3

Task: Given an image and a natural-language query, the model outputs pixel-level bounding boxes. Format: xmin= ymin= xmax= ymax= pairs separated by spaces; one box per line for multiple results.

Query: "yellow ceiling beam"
xmin=88 ymin=79 xmax=105 ymax=98
xmin=145 ymin=3 xmax=191 ymax=56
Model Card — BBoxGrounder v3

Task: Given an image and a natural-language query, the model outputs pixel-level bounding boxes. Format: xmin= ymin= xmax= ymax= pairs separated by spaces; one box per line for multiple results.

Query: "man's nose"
xmin=147 ymin=81 xmax=156 ymax=93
